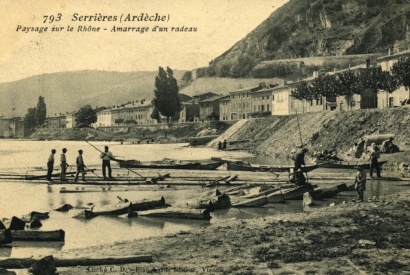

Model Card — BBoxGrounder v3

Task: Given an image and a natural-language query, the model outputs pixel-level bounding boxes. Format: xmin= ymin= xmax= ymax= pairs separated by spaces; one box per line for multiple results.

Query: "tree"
xmin=24 ymin=107 xmax=37 ymax=133
xmin=35 ymin=96 xmax=47 ymax=127
xmin=391 ymin=57 xmax=410 ymax=97
xmin=75 ymin=105 xmax=97 ymax=127
xmin=151 ymin=67 xmax=182 ymax=123
xmin=335 ymin=70 xmax=362 ymax=109
xmin=150 ymin=107 xmax=161 ymax=122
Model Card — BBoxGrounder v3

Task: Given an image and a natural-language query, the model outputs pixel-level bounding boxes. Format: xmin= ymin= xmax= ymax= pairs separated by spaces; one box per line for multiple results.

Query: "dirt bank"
xmin=51 ymin=189 xmax=410 ymax=275
xmin=223 ymin=107 xmax=410 ymax=169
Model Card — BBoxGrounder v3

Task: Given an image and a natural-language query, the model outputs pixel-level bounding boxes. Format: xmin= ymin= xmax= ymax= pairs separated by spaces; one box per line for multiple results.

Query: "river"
xmin=0 ymin=140 xmax=407 ymax=258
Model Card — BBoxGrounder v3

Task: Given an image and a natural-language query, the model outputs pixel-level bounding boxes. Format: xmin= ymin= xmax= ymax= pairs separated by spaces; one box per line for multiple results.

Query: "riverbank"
xmin=51 ymin=188 xmax=410 ymax=275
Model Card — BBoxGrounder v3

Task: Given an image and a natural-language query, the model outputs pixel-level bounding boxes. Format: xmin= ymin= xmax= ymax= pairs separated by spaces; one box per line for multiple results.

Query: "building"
xmin=198 ymin=95 xmax=226 ymax=121
xmin=219 ymin=95 xmax=230 ymax=121
xmin=377 ymin=50 xmax=410 ymax=109
xmin=251 ymin=86 xmax=273 ymax=116
xmin=45 ymin=114 xmax=66 ymax=128
xmin=179 ymin=99 xmax=199 ymax=123
xmin=0 ymin=117 xmax=24 ymax=138
xmin=95 ymin=100 xmax=157 ymax=127
xmin=230 ymin=85 xmax=263 ymax=120
xmin=65 ymin=112 xmax=76 ymax=129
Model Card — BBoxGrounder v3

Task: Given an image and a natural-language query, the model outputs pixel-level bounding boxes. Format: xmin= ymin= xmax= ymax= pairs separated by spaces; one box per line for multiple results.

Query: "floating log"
xmin=0 ymin=255 xmax=153 ymax=268
xmin=11 ymin=229 xmax=64 ymax=242
xmin=0 ymin=229 xmax=12 ymax=245
xmin=84 ymin=202 xmax=132 ymax=219
xmin=138 ymin=208 xmax=211 ymax=220
xmin=130 ymin=197 xmax=167 ymax=212
xmin=231 ymin=195 xmax=268 ymax=207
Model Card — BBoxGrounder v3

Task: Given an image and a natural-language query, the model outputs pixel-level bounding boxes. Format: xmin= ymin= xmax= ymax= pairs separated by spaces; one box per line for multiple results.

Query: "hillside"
xmin=179 ymin=77 xmax=284 ymax=96
xmin=208 ymin=0 xmax=410 ymax=77
xmin=0 ymin=70 xmax=186 ymax=117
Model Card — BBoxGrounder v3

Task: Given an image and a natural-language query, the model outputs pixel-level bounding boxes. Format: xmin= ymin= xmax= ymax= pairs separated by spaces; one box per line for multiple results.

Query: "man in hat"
xmin=75 ymin=149 xmax=86 ymax=183
xmin=369 ymin=145 xmax=381 ymax=178
xmin=100 ymin=146 xmax=114 ymax=179
xmin=354 ymin=166 xmax=366 ymax=202
xmin=46 ymin=149 xmax=56 ymax=181
xmin=294 ymin=148 xmax=308 ymax=171
xmin=60 ymin=148 xmax=69 ymax=182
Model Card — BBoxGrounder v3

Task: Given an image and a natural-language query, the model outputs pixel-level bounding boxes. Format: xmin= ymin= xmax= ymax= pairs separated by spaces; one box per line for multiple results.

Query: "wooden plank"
xmin=0 ymin=255 xmax=153 ymax=268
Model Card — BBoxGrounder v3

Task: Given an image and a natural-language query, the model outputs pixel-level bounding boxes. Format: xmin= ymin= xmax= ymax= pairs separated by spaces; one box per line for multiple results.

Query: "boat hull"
xmin=118 ymin=160 xmax=224 ymax=170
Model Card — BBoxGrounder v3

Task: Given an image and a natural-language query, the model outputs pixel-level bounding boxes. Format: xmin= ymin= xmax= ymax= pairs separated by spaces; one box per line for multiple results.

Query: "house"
xmin=199 ymin=95 xmax=226 ymax=121
xmin=0 ymin=117 xmax=24 ymax=138
xmin=65 ymin=112 xmax=76 ymax=129
xmin=219 ymin=95 xmax=230 ymax=121
xmin=377 ymin=49 xmax=410 ymax=109
xmin=45 ymin=114 xmax=66 ymax=128
xmin=229 ymin=85 xmax=264 ymax=120
xmin=250 ymin=85 xmax=274 ymax=116
xmin=179 ymin=99 xmax=199 ymax=123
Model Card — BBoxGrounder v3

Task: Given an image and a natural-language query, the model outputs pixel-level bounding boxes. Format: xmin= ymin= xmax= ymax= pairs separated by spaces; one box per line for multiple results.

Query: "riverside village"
xmin=1 ymin=1 xmax=410 ymax=275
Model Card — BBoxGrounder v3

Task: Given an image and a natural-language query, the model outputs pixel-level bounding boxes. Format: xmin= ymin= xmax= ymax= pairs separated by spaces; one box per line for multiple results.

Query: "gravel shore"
xmin=52 ymin=188 xmax=410 ymax=275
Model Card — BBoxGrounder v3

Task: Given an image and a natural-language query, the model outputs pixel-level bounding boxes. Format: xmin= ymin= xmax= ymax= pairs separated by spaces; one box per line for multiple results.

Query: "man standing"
xmin=46 ymin=149 xmax=56 ymax=181
xmin=294 ymin=148 xmax=308 ymax=171
xmin=75 ymin=149 xmax=86 ymax=183
xmin=60 ymin=148 xmax=69 ymax=182
xmin=354 ymin=166 xmax=367 ymax=202
xmin=369 ymin=145 xmax=381 ymax=178
xmin=100 ymin=146 xmax=114 ymax=179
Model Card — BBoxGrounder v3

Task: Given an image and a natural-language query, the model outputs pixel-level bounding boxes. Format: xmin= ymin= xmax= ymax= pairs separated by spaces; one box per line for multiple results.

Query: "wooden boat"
xmin=11 ymin=229 xmax=65 ymax=242
xmin=312 ymin=183 xmax=350 ymax=199
xmin=231 ymin=195 xmax=268 ymax=207
xmin=316 ymin=160 xmax=387 ymax=169
xmin=281 ymin=184 xmax=315 ymax=200
xmin=265 ymin=190 xmax=286 ymax=203
xmin=117 ymin=159 xmax=224 ymax=170
xmin=226 ymin=161 xmax=318 ymax=173
xmin=137 ymin=208 xmax=212 ymax=220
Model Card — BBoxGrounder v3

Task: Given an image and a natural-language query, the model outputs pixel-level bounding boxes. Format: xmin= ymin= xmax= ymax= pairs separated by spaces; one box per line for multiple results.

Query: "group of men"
xmin=217 ymin=140 xmax=228 ymax=151
xmin=46 ymin=146 xmax=114 ymax=182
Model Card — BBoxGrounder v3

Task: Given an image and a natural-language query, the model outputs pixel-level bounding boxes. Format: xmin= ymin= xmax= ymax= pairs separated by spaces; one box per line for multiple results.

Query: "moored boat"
xmin=117 ymin=159 xmax=224 ymax=170
xmin=231 ymin=195 xmax=268 ymax=207
xmin=316 ymin=160 xmax=387 ymax=169
xmin=137 ymin=208 xmax=212 ymax=220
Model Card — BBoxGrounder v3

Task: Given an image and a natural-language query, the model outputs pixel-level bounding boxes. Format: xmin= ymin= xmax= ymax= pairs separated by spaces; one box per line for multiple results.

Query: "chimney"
xmin=366 ymin=59 xmax=370 ymax=69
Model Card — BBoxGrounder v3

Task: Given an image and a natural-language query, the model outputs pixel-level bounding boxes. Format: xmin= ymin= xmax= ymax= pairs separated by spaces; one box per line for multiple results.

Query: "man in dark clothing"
xmin=60 ymin=148 xmax=69 ymax=182
xmin=294 ymin=148 xmax=308 ymax=171
xmin=222 ymin=140 xmax=227 ymax=151
xmin=218 ymin=141 xmax=222 ymax=151
xmin=75 ymin=150 xmax=86 ymax=183
xmin=47 ymin=149 xmax=56 ymax=181
xmin=369 ymin=146 xmax=381 ymax=178
xmin=100 ymin=146 xmax=114 ymax=179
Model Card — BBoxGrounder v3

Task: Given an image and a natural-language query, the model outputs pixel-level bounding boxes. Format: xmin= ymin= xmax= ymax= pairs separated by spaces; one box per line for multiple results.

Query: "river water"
xmin=0 ymin=140 xmax=407 ymax=258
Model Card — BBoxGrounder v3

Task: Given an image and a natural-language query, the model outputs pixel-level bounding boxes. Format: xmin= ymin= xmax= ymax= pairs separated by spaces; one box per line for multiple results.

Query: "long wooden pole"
xmin=295 ymin=109 xmax=303 ymax=147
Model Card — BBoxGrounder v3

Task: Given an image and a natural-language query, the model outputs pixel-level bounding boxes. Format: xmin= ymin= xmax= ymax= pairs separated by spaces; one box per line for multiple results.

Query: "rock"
xmin=329 ymin=202 xmax=336 ymax=207
xmin=9 ymin=216 xmax=25 ymax=230
xmin=54 ymin=204 xmax=73 ymax=212
xmin=28 ymin=255 xmax=57 ymax=275
xmin=0 ymin=268 xmax=16 ymax=274
xmin=28 ymin=219 xmax=42 ymax=229
xmin=303 ymin=192 xmax=314 ymax=206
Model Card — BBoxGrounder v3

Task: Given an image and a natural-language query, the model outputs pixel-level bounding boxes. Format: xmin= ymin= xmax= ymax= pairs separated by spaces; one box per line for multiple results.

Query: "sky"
xmin=0 ymin=0 xmax=288 ymax=83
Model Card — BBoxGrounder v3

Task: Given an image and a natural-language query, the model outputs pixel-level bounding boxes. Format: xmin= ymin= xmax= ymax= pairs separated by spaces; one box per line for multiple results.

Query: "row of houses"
xmin=1 ymin=49 xmax=409 ymax=137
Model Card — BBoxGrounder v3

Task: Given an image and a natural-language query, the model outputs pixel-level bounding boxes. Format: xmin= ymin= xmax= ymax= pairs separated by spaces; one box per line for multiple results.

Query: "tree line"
xmin=292 ymin=57 xmax=410 ymax=101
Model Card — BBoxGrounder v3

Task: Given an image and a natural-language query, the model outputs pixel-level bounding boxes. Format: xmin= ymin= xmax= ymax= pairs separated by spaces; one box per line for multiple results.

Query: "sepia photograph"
xmin=1 ymin=0 xmax=410 ymax=274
